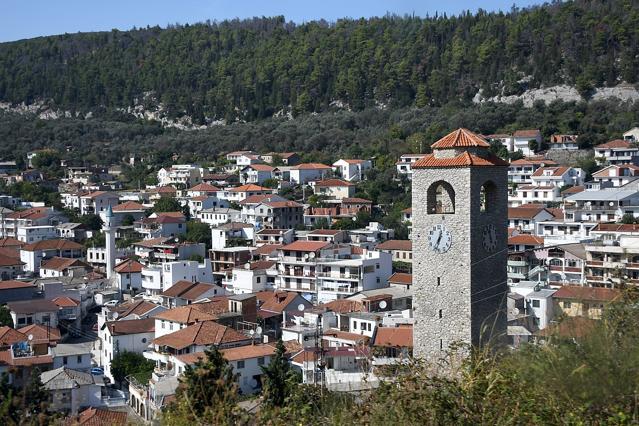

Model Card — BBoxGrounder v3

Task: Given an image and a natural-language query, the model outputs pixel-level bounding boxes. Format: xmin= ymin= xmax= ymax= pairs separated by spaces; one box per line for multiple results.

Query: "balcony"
xmin=507 ymin=260 xmax=528 ymax=267
xmin=319 ymin=284 xmax=359 ymax=294
xmin=280 ymin=283 xmax=316 ymax=292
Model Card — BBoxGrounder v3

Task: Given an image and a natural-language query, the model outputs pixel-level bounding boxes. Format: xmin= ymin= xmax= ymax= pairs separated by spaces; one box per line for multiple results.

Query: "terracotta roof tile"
xmin=0 ymin=280 xmax=34 ymax=290
xmin=73 ymin=407 xmax=128 ymax=426
xmin=513 ymin=129 xmax=540 ymax=138
xmin=22 ymin=239 xmax=83 ymax=252
xmin=431 ymin=128 xmax=490 ymax=149
xmin=112 ymin=201 xmax=147 ymax=212
xmin=373 ymin=326 xmax=413 ymax=347
xmin=553 ymin=286 xmax=621 ymax=302
xmin=0 ymin=326 xmax=27 ymax=346
xmin=322 ymin=299 xmax=365 ymax=314
xmin=52 ymin=296 xmax=80 ymax=307
xmin=376 ymin=240 xmax=412 ymax=251
xmin=229 ymin=184 xmax=272 ymax=192
xmin=314 ymin=179 xmax=355 ymax=187
xmin=281 ymin=240 xmax=331 ymax=252
xmin=153 ymin=306 xmax=216 ymax=324
xmin=596 ymin=139 xmax=633 ymax=149
xmin=41 ymin=257 xmax=91 ymax=272
xmin=508 ymin=234 xmax=544 ymax=245
xmin=388 ymin=272 xmax=412 ymax=285
xmin=189 ymin=183 xmax=220 ymax=192
xmin=105 ymin=318 xmax=155 ymax=336
xmin=152 ymin=321 xmax=250 ymax=350
xmin=17 ymin=324 xmax=61 ymax=343
xmin=508 ymin=206 xmax=549 ymax=219
xmin=293 ymin=163 xmax=332 ymax=170
xmin=414 ymin=151 xmax=509 ymax=168
xmin=531 ymin=166 xmax=570 ymax=177
xmin=113 ymin=258 xmax=144 ymax=274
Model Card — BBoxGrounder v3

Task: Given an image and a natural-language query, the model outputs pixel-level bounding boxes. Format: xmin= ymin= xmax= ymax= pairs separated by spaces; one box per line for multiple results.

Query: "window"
xmin=161 ymin=321 xmax=166 ymax=329
xmin=77 ymin=355 xmax=82 ymax=364
xmin=427 ymin=181 xmax=455 ymax=214
xmin=142 ymin=338 xmax=147 ymax=343
xmin=479 ymin=181 xmax=497 ymax=212
xmin=361 ymin=322 xmax=366 ymax=330
xmin=257 ymin=357 xmax=265 ymax=366
xmin=564 ymin=301 xmax=572 ymax=309
xmin=353 ymin=321 xmax=357 ymax=329
xmin=439 ymin=309 xmax=443 ymax=319
xmin=237 ymin=360 xmax=245 ymax=369
xmin=532 ymin=299 xmax=540 ymax=308
xmin=256 ymin=277 xmax=261 ymax=283
xmin=63 ymin=356 xmax=68 ymax=365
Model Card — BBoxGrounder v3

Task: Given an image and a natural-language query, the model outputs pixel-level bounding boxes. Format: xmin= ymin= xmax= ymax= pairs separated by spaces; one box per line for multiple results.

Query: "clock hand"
xmin=436 ymin=230 xmax=443 ymax=246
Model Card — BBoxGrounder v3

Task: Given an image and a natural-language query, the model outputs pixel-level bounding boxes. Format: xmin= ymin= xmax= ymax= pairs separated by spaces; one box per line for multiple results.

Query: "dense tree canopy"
xmin=0 ymin=1 xmax=638 ymax=123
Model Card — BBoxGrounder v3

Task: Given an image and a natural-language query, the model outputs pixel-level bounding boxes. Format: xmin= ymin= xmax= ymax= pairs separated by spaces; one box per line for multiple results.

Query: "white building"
xmin=288 ymin=164 xmax=332 ymax=185
xmin=512 ymin=129 xmax=542 ymax=156
xmin=592 ymin=164 xmax=639 ymax=187
xmin=100 ymin=318 xmax=156 ymax=381
xmin=239 ymin=164 xmax=275 ymax=185
xmin=508 ymin=206 xmax=555 ymax=233
xmin=79 ymin=191 xmax=120 ymax=216
xmin=311 ymin=179 xmax=356 ymax=200
xmin=198 ymin=207 xmax=241 ymax=227
xmin=594 ymin=140 xmax=639 ymax=165
xmin=40 ymin=367 xmax=104 ymax=415
xmin=332 ymin=159 xmax=372 ymax=182
xmin=623 ymin=127 xmax=639 ymax=143
xmin=157 ymin=165 xmax=202 ymax=188
xmin=508 ymin=158 xmax=558 ymax=185
xmin=395 ymin=154 xmax=426 ymax=180
xmin=549 ymin=134 xmax=579 ymax=150
xmin=141 ymin=259 xmax=213 ymax=297
xmin=16 ymin=225 xmax=57 ymax=243
xmin=226 ymin=260 xmax=278 ymax=294
xmin=509 ymin=282 xmax=556 ymax=330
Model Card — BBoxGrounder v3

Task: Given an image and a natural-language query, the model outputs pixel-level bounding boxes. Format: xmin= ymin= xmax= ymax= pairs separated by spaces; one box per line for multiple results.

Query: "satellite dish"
xmin=511 ymin=308 xmax=520 ymax=316
xmin=27 ymin=334 xmax=33 ymax=341
xmin=249 ymin=330 xmax=255 ymax=336
xmin=244 ymin=263 xmax=251 ymax=270
xmin=112 ymin=312 xmax=119 ymax=319
xmin=304 ymin=253 xmax=309 ymax=259
xmin=250 ymin=378 xmax=258 ymax=388
xmin=379 ymin=300 xmax=387 ymax=309
xmin=255 ymin=326 xmax=263 ymax=335
xmin=297 ymin=304 xmax=306 ymax=312
xmin=586 ymin=201 xmax=592 ymax=207
xmin=609 ymin=201 xmax=615 ymax=207
xmin=309 ymin=252 xmax=316 ymax=259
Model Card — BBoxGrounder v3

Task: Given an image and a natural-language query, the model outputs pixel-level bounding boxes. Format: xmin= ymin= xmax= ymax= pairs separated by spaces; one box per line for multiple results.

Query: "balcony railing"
xmin=280 ymin=283 xmax=316 ymax=292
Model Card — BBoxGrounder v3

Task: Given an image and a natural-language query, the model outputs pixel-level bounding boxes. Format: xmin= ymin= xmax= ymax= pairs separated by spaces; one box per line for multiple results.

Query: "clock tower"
xmin=411 ymin=128 xmax=508 ymax=362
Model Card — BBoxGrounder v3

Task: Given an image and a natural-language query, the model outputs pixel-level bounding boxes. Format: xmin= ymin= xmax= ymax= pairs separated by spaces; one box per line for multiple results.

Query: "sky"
xmin=1 ymin=0 xmax=544 ymax=43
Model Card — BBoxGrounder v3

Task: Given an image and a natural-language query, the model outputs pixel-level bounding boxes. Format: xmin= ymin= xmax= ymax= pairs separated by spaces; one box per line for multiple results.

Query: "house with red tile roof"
xmin=79 ymin=191 xmax=119 ymax=216
xmin=553 ymin=286 xmax=620 ymax=320
xmin=594 ymin=139 xmax=639 ymax=165
xmin=508 ymin=206 xmax=555 ymax=232
xmin=67 ymin=407 xmax=128 ymax=426
xmin=20 ymin=239 xmax=84 ymax=274
xmin=101 ymin=317 xmax=155 ymax=380
xmin=261 ymin=152 xmax=301 ymax=166
xmin=220 ymin=184 xmax=276 ymax=203
xmin=40 ymin=257 xmax=92 ymax=278
xmin=0 ymin=252 xmax=25 ymax=280
xmin=311 ymin=178 xmax=356 ymax=199
xmin=289 ymin=163 xmax=332 ymax=184
xmin=376 ymin=240 xmax=412 ymax=264
xmin=0 ymin=279 xmax=37 ymax=304
xmin=373 ymin=324 xmax=413 ymax=358
xmin=239 ymin=164 xmax=275 ymax=185
xmin=159 ymin=280 xmax=225 ymax=308
xmin=113 ymin=258 xmax=144 ymax=293
xmin=157 ymin=164 xmax=202 ymax=189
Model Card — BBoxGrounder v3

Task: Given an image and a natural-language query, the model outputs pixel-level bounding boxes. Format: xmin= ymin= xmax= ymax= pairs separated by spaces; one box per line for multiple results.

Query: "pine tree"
xmin=261 ymin=339 xmax=299 ymax=407
xmin=167 ymin=346 xmax=241 ymax=424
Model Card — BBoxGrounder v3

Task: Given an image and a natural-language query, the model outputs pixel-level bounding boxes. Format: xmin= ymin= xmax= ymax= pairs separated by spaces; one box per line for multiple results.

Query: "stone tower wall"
xmin=412 ymin=165 xmax=508 ymax=360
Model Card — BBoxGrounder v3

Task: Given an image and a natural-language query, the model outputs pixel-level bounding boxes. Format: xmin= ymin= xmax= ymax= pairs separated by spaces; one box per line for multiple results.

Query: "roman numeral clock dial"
xmin=428 ymin=224 xmax=452 ymax=253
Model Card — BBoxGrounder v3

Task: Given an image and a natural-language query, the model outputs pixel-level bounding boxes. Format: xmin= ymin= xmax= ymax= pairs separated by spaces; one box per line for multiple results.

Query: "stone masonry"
xmin=412 ymin=133 xmax=508 ymax=363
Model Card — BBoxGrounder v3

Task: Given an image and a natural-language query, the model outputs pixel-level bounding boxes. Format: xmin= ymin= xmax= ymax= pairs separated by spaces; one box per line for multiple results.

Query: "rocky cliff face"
xmin=473 ymin=84 xmax=639 ymax=107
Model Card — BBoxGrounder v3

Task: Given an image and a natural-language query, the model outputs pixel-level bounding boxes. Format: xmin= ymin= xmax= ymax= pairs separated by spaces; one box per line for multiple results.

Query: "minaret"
xmin=103 ymin=205 xmax=116 ymax=280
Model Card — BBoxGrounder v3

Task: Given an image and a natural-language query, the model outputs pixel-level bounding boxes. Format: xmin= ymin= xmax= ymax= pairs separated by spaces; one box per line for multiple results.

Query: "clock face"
xmin=428 ymin=224 xmax=452 ymax=253
xmin=482 ymin=224 xmax=497 ymax=252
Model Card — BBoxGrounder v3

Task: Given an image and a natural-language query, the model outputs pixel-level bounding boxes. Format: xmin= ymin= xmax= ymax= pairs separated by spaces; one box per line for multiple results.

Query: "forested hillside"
xmin=1 ymin=99 xmax=638 ymax=167
xmin=1 ymin=0 xmax=638 ymax=122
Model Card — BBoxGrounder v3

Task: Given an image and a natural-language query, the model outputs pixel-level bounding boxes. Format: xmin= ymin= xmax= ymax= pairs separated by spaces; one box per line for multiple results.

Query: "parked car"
xmin=91 ymin=367 xmax=104 ymax=375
